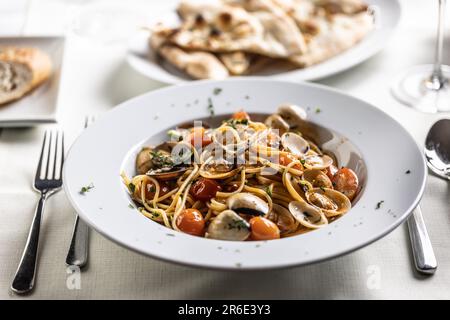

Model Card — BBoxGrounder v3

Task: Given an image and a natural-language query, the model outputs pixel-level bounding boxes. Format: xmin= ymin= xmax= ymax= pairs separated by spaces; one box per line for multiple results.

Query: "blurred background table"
xmin=1 ymin=0 xmax=450 ymax=299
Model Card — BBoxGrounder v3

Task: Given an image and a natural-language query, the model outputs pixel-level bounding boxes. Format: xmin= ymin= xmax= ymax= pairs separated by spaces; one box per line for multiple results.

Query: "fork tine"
xmin=52 ymin=131 xmax=60 ymax=180
xmin=34 ymin=130 xmax=49 ymax=182
xmin=44 ymin=130 xmax=54 ymax=180
xmin=59 ymin=131 xmax=65 ymax=180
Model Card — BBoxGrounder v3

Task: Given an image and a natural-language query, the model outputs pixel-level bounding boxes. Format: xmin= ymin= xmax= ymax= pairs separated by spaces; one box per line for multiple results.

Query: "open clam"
xmin=302 ymin=169 xmax=333 ymax=189
xmin=268 ymin=203 xmax=297 ymax=234
xmin=281 ymin=132 xmax=310 ymax=157
xmin=288 ymin=200 xmax=328 ymax=229
xmin=206 ymin=210 xmax=251 ymax=241
xmin=227 ymin=193 xmax=269 ymax=216
xmin=303 ymin=154 xmax=333 ymax=170
xmin=305 ymin=188 xmax=351 ymax=217
xmin=277 ymin=104 xmax=308 ymax=128
xmin=264 ymin=114 xmax=290 ymax=135
xmin=136 ymin=141 xmax=190 ymax=180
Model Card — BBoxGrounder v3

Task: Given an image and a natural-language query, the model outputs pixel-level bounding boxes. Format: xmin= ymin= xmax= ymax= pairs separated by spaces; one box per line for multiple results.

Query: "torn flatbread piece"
xmin=170 ymin=0 xmax=305 ymax=58
xmin=289 ymin=12 xmax=373 ymax=67
xmin=158 ymin=45 xmax=230 ymax=80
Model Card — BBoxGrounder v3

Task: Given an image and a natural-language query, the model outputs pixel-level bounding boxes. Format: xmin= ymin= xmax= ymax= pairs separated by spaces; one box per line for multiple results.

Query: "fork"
xmin=65 ymin=116 xmax=95 ymax=268
xmin=11 ymin=129 xmax=64 ymax=294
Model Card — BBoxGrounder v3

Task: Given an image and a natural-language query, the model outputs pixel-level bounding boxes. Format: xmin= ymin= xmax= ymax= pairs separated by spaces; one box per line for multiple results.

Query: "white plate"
xmin=0 ymin=37 xmax=66 ymax=127
xmin=63 ymin=79 xmax=425 ymax=270
xmin=126 ymin=0 xmax=401 ymax=84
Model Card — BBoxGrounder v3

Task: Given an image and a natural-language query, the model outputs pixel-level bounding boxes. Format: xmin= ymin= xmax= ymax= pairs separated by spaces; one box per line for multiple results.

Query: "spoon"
xmin=405 ymin=120 xmax=449 ymax=275
xmin=425 ymin=119 xmax=450 ymax=179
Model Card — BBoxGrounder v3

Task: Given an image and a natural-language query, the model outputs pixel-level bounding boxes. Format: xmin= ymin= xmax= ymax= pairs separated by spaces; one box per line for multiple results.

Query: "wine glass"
xmin=391 ymin=0 xmax=450 ymax=113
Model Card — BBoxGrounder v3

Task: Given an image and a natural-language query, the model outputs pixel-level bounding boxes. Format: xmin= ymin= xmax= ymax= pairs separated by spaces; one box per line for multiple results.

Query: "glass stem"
xmin=428 ymin=0 xmax=447 ymax=90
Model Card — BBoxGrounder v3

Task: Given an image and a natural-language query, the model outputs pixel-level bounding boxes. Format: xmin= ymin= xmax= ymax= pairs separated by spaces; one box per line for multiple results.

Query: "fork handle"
xmin=65 ymin=215 xmax=89 ymax=268
xmin=11 ymin=193 xmax=48 ymax=294
xmin=407 ymin=206 xmax=437 ymax=275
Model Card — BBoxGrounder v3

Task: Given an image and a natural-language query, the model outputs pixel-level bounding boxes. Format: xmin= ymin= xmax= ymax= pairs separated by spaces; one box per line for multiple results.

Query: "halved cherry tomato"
xmin=190 ymin=178 xmax=221 ymax=201
xmin=232 ymin=110 xmax=250 ymax=120
xmin=188 ymin=127 xmax=212 ymax=147
xmin=332 ymin=167 xmax=359 ymax=201
xmin=325 ymin=164 xmax=338 ymax=180
xmin=136 ymin=181 xmax=170 ymax=199
xmin=279 ymin=153 xmax=302 ymax=170
xmin=176 ymin=209 xmax=205 ymax=236
xmin=250 ymin=217 xmax=280 ymax=240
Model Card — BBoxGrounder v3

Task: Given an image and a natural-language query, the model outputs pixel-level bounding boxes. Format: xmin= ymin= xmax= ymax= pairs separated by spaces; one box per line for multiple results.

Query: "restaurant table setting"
xmin=1 ymin=0 xmax=450 ymax=299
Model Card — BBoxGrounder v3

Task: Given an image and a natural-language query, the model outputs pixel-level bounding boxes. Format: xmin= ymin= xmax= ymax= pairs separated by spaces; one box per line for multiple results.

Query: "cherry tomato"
xmin=232 ymin=110 xmax=250 ymax=120
xmin=332 ymin=167 xmax=359 ymax=201
xmin=190 ymin=178 xmax=221 ymax=201
xmin=279 ymin=153 xmax=302 ymax=170
xmin=325 ymin=164 xmax=338 ymax=180
xmin=176 ymin=209 xmax=205 ymax=236
xmin=136 ymin=181 xmax=170 ymax=199
xmin=188 ymin=127 xmax=212 ymax=147
xmin=249 ymin=217 xmax=280 ymax=241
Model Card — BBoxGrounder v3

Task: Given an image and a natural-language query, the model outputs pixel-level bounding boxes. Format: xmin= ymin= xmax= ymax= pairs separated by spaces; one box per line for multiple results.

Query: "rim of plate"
xmin=63 ymin=78 xmax=426 ymax=270
xmin=126 ymin=0 xmax=402 ymax=84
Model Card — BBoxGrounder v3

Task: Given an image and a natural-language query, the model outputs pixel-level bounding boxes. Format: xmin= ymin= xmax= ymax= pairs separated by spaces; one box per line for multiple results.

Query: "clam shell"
xmin=269 ymin=203 xmax=297 ymax=234
xmin=281 ymin=132 xmax=310 ymax=157
xmin=206 ymin=210 xmax=251 ymax=241
xmin=302 ymin=169 xmax=333 ymax=189
xmin=303 ymin=154 xmax=333 ymax=170
xmin=227 ymin=193 xmax=269 ymax=216
xmin=277 ymin=104 xmax=308 ymax=128
xmin=288 ymin=200 xmax=328 ymax=229
xmin=305 ymin=188 xmax=351 ymax=217
xmin=265 ymin=114 xmax=290 ymax=136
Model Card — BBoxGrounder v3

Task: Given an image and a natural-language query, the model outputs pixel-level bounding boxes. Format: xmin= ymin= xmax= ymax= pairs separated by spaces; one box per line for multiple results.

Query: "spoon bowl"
xmin=425 ymin=119 xmax=450 ymax=179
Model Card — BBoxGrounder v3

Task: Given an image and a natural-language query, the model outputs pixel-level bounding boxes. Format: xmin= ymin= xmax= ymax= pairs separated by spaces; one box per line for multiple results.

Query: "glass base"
xmin=391 ymin=64 xmax=450 ymax=113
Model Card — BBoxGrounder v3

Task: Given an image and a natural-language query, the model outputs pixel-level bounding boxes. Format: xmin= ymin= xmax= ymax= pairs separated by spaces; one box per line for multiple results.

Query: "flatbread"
xmin=289 ymin=12 xmax=373 ymax=67
xmin=170 ymin=0 xmax=306 ymax=58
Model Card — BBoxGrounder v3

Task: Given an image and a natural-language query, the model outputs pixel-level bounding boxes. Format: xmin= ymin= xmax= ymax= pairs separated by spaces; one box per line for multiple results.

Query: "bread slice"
xmin=0 ymin=47 xmax=52 ymax=105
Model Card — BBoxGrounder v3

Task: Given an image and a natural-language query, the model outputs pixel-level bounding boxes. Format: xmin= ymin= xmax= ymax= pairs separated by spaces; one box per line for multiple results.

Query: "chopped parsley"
xmin=300 ymin=159 xmax=306 ymax=165
xmin=227 ymin=219 xmax=249 ymax=231
xmin=213 ymin=88 xmax=223 ymax=95
xmin=375 ymin=201 xmax=385 ymax=210
xmin=315 ymin=108 xmax=322 ymax=114
xmin=167 ymin=130 xmax=182 ymax=141
xmin=79 ymin=183 xmax=94 ymax=195
xmin=128 ymin=203 xmax=135 ymax=209
xmin=223 ymin=118 xmax=249 ymax=129
xmin=320 ymin=186 xmax=326 ymax=192
xmin=207 ymin=98 xmax=215 ymax=116
xmin=150 ymin=150 xmax=175 ymax=168
xmin=128 ymin=182 xmax=136 ymax=193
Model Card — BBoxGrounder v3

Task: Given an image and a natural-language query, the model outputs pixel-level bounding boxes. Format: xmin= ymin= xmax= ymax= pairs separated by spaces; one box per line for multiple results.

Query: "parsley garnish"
xmin=213 ymin=88 xmax=223 ymax=95
xmin=300 ymin=159 xmax=306 ymax=165
xmin=320 ymin=186 xmax=326 ymax=192
xmin=128 ymin=203 xmax=135 ymax=209
xmin=167 ymin=130 xmax=182 ymax=141
xmin=79 ymin=183 xmax=94 ymax=195
xmin=315 ymin=108 xmax=321 ymax=114
xmin=207 ymin=98 xmax=215 ymax=116
xmin=375 ymin=201 xmax=384 ymax=210
xmin=223 ymin=118 xmax=249 ymax=129
xmin=227 ymin=219 xmax=249 ymax=231
xmin=128 ymin=182 xmax=136 ymax=193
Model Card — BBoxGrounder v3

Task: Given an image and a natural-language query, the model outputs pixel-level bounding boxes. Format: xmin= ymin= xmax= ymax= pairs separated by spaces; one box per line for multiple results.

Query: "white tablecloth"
xmin=1 ymin=0 xmax=450 ymax=299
